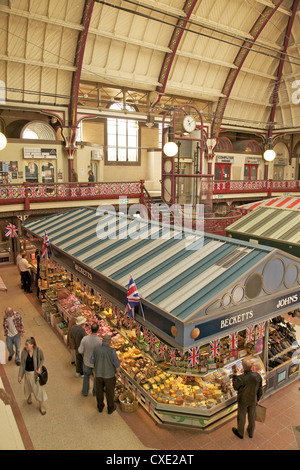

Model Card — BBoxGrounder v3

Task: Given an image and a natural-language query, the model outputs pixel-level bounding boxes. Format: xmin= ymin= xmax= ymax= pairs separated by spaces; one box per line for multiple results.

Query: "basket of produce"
xmin=119 ymin=390 xmax=138 ymax=413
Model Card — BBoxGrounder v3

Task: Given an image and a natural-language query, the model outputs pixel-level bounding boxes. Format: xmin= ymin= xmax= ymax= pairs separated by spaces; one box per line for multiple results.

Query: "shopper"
xmin=70 ymin=316 xmax=86 ymax=377
xmin=78 ymin=323 xmax=102 ymax=396
xmin=88 ymin=170 xmax=95 ymax=182
xmin=92 ymin=334 xmax=120 ymax=414
xmin=66 ymin=316 xmax=77 ymax=365
xmin=18 ymin=253 xmax=32 ymax=293
xmin=231 ymin=358 xmax=263 ymax=439
xmin=3 ymin=307 xmax=24 ymax=366
xmin=18 ymin=337 xmax=48 ymax=415
xmin=16 ymin=250 xmax=25 ymax=289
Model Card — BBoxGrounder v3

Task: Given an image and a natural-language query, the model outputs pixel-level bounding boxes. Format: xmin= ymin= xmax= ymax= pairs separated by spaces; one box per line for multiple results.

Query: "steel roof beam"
xmin=210 ymin=0 xmax=285 ymax=139
xmin=153 ymin=0 xmax=198 ymax=107
xmin=267 ymin=0 xmax=299 ymax=140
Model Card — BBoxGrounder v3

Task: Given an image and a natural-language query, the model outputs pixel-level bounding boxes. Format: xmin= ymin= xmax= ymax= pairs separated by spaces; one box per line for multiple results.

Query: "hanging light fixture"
xmin=263 ymin=138 xmax=276 ymax=162
xmin=0 ymin=132 xmax=7 ymax=150
xmin=163 ymin=126 xmax=178 ymax=157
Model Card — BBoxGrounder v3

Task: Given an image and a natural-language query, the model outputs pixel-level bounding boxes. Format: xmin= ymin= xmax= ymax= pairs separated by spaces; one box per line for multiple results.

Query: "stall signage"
xmin=24 ymin=148 xmax=58 ymax=159
xmin=73 ymin=261 xmax=93 ymax=281
xmin=197 ymin=289 xmax=300 ymax=339
xmin=216 ymin=155 xmax=234 ymax=163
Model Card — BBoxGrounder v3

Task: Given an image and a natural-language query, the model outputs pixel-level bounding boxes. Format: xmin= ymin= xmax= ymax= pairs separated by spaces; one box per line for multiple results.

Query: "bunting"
xmin=168 ymin=347 xmax=177 ymax=365
xmin=246 ymin=325 xmax=255 ymax=343
xmin=229 ymin=331 xmax=238 ymax=350
xmin=188 ymin=346 xmax=200 ymax=368
xmin=256 ymin=322 xmax=265 ymax=340
xmin=210 ymin=338 xmax=220 ymax=358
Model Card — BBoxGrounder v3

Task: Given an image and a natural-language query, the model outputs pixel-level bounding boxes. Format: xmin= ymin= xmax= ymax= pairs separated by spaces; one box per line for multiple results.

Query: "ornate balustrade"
xmin=0 ymin=181 xmax=143 ymax=210
xmin=213 ymin=179 xmax=300 ymax=194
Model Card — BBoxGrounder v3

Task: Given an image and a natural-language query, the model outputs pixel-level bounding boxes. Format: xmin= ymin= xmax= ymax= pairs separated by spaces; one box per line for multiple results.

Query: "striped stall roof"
xmin=23 ymin=207 xmax=273 ymax=323
xmin=239 ymin=196 xmax=300 ymax=211
xmin=227 ymin=206 xmax=300 ymax=246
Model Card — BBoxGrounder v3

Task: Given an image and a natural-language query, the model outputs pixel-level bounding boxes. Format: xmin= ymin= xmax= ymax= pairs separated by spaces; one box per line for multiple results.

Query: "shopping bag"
xmin=255 ymin=404 xmax=266 ymax=423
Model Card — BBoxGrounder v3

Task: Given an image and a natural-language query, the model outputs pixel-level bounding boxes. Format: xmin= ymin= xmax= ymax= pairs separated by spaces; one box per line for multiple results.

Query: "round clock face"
xmin=183 ymin=115 xmax=196 ymax=132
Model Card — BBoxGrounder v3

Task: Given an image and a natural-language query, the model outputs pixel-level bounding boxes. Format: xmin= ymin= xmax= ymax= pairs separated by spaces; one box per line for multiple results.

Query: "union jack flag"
xmin=39 ymin=187 xmax=45 ymax=197
xmin=135 ymin=323 xmax=142 ymax=337
xmin=168 ymin=347 xmax=177 ymax=365
xmin=80 ymin=187 xmax=87 ymax=197
xmin=41 ymin=230 xmax=51 ymax=259
xmin=90 ymin=186 xmax=96 ymax=196
xmin=188 ymin=346 xmax=200 ymax=367
xmin=19 ymin=187 xmax=26 ymax=198
xmin=70 ymin=187 xmax=77 ymax=197
xmin=125 ymin=275 xmax=140 ymax=317
xmin=143 ymin=328 xmax=149 ymax=343
xmin=30 ymin=187 xmax=37 ymax=198
xmin=157 ymin=341 xmax=165 ymax=359
xmin=7 ymin=188 xmax=14 ymax=199
xmin=210 ymin=338 xmax=220 ymax=358
xmin=149 ymin=332 xmax=157 ymax=349
xmin=5 ymin=223 xmax=18 ymax=238
xmin=123 ymin=315 xmax=133 ymax=329
xmin=60 ymin=187 xmax=67 ymax=198
xmin=246 ymin=325 xmax=255 ymax=343
xmin=229 ymin=331 xmax=238 ymax=350
xmin=256 ymin=322 xmax=265 ymax=340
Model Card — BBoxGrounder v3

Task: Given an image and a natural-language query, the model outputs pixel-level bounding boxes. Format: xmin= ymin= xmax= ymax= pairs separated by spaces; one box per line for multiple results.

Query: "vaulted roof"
xmin=1 ymin=0 xmax=300 ymax=135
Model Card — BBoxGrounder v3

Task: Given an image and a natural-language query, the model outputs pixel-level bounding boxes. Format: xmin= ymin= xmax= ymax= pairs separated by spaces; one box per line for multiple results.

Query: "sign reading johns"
xmin=195 ymin=289 xmax=300 ymax=340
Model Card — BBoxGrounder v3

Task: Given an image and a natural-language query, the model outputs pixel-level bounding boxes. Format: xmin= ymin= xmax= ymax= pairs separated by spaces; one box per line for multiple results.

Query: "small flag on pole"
xmin=5 ymin=223 xmax=18 ymax=238
xmin=125 ymin=275 xmax=140 ymax=318
xmin=41 ymin=230 xmax=51 ymax=259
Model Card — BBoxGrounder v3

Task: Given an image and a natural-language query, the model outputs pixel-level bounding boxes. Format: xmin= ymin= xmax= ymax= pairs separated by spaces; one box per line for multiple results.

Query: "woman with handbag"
xmin=18 ymin=337 xmax=48 ymax=415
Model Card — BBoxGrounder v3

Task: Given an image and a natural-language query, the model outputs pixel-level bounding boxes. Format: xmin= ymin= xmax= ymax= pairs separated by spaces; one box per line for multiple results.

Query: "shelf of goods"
xmin=266 ymin=317 xmax=300 ymax=393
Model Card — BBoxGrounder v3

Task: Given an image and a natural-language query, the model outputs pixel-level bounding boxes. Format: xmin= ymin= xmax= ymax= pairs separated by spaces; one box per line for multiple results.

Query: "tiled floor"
xmin=0 ymin=264 xmax=300 ymax=451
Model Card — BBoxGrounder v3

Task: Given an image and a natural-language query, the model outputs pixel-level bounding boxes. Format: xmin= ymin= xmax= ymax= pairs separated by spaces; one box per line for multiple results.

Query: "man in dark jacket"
xmin=232 ymin=358 xmax=263 ymax=439
xmin=70 ymin=316 xmax=86 ymax=377
xmin=92 ymin=334 xmax=120 ymax=414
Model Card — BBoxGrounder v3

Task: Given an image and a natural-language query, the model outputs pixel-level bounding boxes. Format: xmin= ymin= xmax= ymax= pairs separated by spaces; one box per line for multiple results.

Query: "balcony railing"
xmin=0 ymin=181 xmax=143 ymax=210
xmin=213 ymin=179 xmax=300 ymax=194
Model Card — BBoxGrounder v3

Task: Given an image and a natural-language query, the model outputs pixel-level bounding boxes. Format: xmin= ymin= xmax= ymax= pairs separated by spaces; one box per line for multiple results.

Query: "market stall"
xmin=22 ymin=207 xmax=300 ymax=429
xmin=226 ymin=205 xmax=300 ymax=257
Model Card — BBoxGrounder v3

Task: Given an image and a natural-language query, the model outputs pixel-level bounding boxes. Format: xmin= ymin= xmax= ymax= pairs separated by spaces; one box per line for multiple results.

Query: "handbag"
xmin=38 ymin=365 xmax=48 ymax=386
xmin=37 ymin=348 xmax=48 ymax=386
xmin=255 ymin=404 xmax=266 ymax=423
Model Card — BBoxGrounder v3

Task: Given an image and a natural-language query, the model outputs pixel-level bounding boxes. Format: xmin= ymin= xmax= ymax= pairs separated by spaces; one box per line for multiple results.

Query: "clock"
xmin=182 ymin=115 xmax=196 ymax=133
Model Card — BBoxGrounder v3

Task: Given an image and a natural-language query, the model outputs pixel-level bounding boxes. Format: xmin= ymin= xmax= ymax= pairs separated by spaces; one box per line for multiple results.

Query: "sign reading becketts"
xmin=73 ymin=262 xmax=93 ymax=281
xmin=195 ymin=290 xmax=300 ymax=341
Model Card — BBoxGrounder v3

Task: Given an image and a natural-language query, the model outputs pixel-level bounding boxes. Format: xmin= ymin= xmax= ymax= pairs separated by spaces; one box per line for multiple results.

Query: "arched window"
xmin=21 ymin=121 xmax=56 ymax=140
xmin=107 ymin=103 xmax=139 ymax=163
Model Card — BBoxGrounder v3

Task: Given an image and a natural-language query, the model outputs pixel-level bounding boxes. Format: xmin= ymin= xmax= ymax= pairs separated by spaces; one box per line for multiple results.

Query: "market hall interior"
xmin=0 ymin=264 xmax=300 ymax=451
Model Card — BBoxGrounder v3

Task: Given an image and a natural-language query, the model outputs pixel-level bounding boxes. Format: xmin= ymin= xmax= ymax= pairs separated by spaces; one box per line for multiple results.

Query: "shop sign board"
xmin=24 ymin=148 xmax=58 ymax=159
xmin=194 ymin=289 xmax=300 ymax=342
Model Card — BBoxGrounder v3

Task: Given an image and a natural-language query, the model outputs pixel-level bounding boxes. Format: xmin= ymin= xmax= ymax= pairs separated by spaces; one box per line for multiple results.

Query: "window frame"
xmin=105 ymin=103 xmax=141 ymax=166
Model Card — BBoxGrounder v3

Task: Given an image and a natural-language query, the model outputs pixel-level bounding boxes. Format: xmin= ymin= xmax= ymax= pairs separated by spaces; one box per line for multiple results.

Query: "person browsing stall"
xmin=92 ymin=334 xmax=120 ymax=415
xmin=231 ymin=358 xmax=263 ymax=439
xmin=78 ymin=322 xmax=102 ymax=396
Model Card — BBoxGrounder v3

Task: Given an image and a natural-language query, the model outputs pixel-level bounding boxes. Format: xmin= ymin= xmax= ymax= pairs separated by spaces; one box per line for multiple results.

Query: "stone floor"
xmin=0 ymin=264 xmax=300 ymax=451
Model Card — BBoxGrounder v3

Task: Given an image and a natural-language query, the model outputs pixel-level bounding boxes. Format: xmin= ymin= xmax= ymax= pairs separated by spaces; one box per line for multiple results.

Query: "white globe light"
xmin=0 ymin=132 xmax=7 ymax=150
xmin=163 ymin=141 xmax=178 ymax=157
xmin=263 ymin=149 xmax=276 ymax=162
